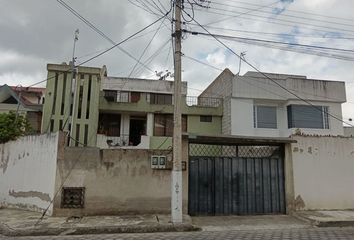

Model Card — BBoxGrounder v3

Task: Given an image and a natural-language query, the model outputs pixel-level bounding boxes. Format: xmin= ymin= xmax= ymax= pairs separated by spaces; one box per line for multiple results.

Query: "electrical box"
xmin=151 ymin=155 xmax=169 ymax=169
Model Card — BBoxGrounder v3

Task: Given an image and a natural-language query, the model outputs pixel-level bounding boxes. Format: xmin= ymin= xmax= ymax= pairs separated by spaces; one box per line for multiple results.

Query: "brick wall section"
xmin=199 ymin=68 xmax=234 ymax=134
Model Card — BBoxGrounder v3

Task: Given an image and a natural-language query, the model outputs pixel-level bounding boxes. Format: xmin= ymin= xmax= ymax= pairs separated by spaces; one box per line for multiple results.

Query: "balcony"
xmin=96 ymin=134 xmax=150 ymax=149
xmin=100 ymin=91 xmax=223 ymax=116
xmin=185 ymin=96 xmax=222 ymax=108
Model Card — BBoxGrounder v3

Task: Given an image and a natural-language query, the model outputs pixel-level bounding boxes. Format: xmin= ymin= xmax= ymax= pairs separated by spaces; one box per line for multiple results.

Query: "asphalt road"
xmin=1 ymin=227 xmax=354 ymax=240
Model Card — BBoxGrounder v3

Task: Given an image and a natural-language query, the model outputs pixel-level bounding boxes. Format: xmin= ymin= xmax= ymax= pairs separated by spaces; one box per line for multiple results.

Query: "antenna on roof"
xmin=237 ymin=51 xmax=247 ymax=76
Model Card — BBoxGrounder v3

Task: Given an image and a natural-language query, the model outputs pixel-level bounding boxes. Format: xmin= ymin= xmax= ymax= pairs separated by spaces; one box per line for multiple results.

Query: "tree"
xmin=0 ymin=111 xmax=32 ymax=144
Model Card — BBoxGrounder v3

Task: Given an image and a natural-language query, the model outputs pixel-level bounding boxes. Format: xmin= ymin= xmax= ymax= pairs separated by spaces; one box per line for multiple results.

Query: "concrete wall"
xmin=233 ymin=72 xmax=346 ymax=103
xmin=0 ymin=133 xmax=59 ymax=215
xmin=187 ymin=115 xmax=222 ymax=135
xmin=291 ymin=135 xmax=354 ymax=210
xmin=53 ymin=140 xmax=189 ymax=216
xmin=102 ymin=77 xmax=187 ymax=95
xmin=344 ymin=127 xmax=354 ymax=137
xmin=199 ymin=69 xmax=234 ymax=135
xmin=42 ymin=64 xmax=103 ymax=147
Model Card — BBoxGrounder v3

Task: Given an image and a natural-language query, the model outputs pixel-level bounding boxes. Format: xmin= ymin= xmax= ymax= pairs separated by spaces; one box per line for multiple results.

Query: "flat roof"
xmin=184 ymin=133 xmax=296 ymax=145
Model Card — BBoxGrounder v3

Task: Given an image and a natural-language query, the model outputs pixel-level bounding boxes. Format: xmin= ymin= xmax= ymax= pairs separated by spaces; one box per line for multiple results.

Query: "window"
xmin=61 ymin=187 xmax=85 ymax=208
xmin=117 ymin=91 xmax=129 ymax=102
xmin=253 ymin=105 xmax=277 ymax=129
xmin=98 ymin=113 xmax=121 ymax=136
xmin=287 ymin=105 xmax=329 ymax=129
xmin=149 ymin=93 xmax=172 ymax=105
xmin=154 ymin=114 xmax=187 ymax=136
xmin=200 ymin=115 xmax=212 ymax=122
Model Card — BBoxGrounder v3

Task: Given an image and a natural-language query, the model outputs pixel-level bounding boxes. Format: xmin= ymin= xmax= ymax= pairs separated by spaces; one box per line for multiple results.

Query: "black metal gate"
xmin=188 ymin=144 xmax=285 ymax=216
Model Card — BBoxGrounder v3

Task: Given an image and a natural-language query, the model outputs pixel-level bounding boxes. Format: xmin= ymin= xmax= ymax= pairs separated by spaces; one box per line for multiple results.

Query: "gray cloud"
xmin=0 ymin=0 xmax=353 ymax=120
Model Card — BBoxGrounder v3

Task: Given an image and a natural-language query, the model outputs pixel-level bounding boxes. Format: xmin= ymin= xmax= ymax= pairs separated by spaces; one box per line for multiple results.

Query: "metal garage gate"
xmin=188 ymin=144 xmax=285 ymax=216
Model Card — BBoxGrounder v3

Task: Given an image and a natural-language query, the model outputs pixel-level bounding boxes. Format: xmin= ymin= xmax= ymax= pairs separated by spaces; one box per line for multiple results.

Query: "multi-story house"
xmin=41 ymin=63 xmax=223 ymax=148
xmin=0 ymin=84 xmax=45 ymax=132
xmin=200 ymin=69 xmax=346 ymax=137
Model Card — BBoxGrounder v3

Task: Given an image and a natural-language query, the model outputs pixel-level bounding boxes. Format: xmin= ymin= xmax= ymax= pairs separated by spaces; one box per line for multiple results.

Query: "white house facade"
xmin=200 ymin=70 xmax=346 ymax=137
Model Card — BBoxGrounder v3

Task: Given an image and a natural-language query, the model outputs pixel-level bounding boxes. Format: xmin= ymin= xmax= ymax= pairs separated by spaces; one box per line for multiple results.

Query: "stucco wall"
xmin=291 ymin=135 xmax=354 ymax=210
xmin=0 ymin=133 xmax=59 ymax=215
xmin=53 ymin=142 xmax=189 ymax=216
xmin=344 ymin=127 xmax=354 ymax=137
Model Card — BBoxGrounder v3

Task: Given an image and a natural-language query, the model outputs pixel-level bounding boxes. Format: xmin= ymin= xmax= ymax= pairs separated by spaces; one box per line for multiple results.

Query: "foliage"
xmin=0 ymin=111 xmax=32 ymax=144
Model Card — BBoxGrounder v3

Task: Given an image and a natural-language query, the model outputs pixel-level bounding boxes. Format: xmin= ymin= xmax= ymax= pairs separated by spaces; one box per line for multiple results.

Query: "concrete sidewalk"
xmin=192 ymin=215 xmax=310 ymax=231
xmin=295 ymin=210 xmax=354 ymax=227
xmin=0 ymin=208 xmax=199 ymax=237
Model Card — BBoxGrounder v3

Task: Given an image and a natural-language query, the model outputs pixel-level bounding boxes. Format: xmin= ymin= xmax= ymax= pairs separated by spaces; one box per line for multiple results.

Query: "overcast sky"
xmin=0 ymin=0 xmax=353 ymax=123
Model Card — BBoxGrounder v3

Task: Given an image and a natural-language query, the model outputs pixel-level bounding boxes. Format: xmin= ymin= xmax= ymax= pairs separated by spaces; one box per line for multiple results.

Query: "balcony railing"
xmin=186 ymin=96 xmax=222 ymax=108
xmin=96 ymin=134 xmax=150 ymax=149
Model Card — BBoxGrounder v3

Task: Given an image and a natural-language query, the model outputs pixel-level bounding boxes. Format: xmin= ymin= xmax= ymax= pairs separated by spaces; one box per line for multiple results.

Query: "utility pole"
xmin=69 ymin=29 xmax=79 ymax=146
xmin=14 ymin=84 xmax=22 ymax=124
xmin=171 ymin=0 xmax=183 ymax=223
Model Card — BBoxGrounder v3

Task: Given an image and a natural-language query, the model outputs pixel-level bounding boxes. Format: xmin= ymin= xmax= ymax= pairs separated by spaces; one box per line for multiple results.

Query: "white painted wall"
xmin=230 ymin=98 xmax=344 ymax=137
xmin=0 ymin=133 xmax=59 ymax=215
xmin=291 ymin=135 xmax=354 ymax=210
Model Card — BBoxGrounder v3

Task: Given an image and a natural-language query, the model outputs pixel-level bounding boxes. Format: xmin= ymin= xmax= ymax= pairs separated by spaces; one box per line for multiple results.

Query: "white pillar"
xmin=146 ymin=113 xmax=154 ymax=136
xmin=120 ymin=114 xmax=130 ymax=145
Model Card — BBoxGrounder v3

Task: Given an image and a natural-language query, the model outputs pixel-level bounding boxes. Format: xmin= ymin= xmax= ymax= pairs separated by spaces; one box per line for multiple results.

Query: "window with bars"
xmin=287 ymin=105 xmax=329 ymax=129
xmin=61 ymin=187 xmax=85 ymax=208
xmin=253 ymin=105 xmax=277 ymax=129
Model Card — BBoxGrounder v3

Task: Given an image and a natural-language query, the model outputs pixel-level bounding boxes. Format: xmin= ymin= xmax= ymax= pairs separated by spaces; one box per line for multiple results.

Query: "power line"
xmin=212 ymin=0 xmax=354 ymax=24
xmin=180 ymin=6 xmax=354 ymax=127
xmin=184 ymin=30 xmax=354 ymax=53
xmin=182 ymin=53 xmax=223 ymax=71
xmin=128 ymin=17 xmax=167 ymax=77
xmin=205 ymin=0 xmax=281 ymax=26
xmin=185 ymin=30 xmax=354 ymax=62
xmin=27 ymin=12 xmax=169 ymax=88
xmin=57 ymin=0 xmax=155 ymax=73
xmin=188 ymin=24 xmax=354 ymax=40
xmin=134 ymin=39 xmax=171 ymax=77
xmin=210 ymin=1 xmax=354 ymax=29
xmin=189 ymin=6 xmax=354 ymax=37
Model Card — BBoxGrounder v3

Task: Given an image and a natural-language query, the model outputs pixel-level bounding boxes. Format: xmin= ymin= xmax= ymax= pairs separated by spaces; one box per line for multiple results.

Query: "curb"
xmin=0 ymin=222 xmax=201 ymax=237
xmin=292 ymin=213 xmax=354 ymax=228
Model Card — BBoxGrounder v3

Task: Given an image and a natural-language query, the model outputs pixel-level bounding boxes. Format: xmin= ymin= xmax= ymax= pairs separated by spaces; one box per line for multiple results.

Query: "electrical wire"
xmin=201 ymin=5 xmax=354 ymax=34
xmin=204 ymin=0 xmax=280 ymax=26
xmin=180 ymin=6 xmax=354 ymax=127
xmin=211 ymin=0 xmax=354 ymax=24
xmin=184 ymin=29 xmax=354 ymax=53
xmin=57 ymin=0 xmax=155 ymax=74
xmin=185 ymin=30 xmax=354 ymax=62
xmin=189 ymin=7 xmax=354 ymax=37
xmin=27 ymin=12 xmax=169 ymax=88
xmin=210 ymin=1 xmax=354 ymax=29
xmin=128 ymin=16 xmax=168 ymax=77
xmin=188 ymin=24 xmax=354 ymax=40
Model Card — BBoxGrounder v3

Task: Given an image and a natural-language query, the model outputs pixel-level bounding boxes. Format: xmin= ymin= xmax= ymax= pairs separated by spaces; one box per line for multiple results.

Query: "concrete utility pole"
xmin=171 ymin=0 xmax=183 ymax=223
xmin=69 ymin=29 xmax=79 ymax=145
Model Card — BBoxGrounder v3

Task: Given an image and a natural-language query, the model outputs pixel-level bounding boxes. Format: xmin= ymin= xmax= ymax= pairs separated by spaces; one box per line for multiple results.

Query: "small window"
xmin=253 ymin=105 xmax=277 ymax=129
xmin=200 ymin=115 xmax=212 ymax=122
xmin=61 ymin=187 xmax=85 ymax=208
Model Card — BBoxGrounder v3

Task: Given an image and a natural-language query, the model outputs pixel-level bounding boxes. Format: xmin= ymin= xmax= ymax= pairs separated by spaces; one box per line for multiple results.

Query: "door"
xmin=188 ymin=144 xmax=285 ymax=216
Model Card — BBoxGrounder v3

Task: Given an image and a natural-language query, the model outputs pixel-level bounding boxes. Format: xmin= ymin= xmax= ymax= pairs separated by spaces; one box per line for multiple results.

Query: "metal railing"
xmin=185 ymin=96 xmax=222 ymax=108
